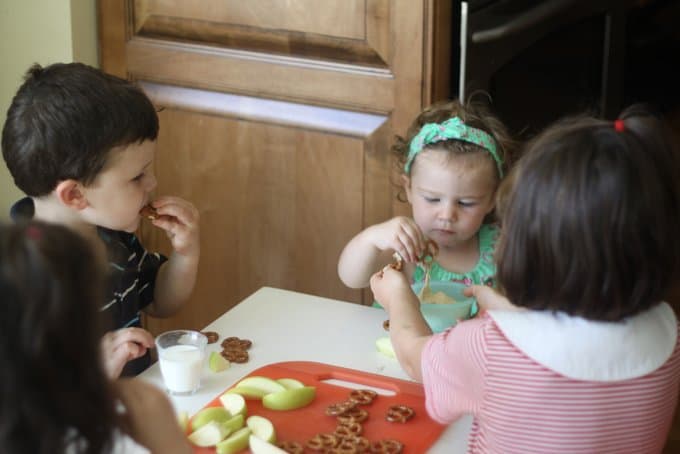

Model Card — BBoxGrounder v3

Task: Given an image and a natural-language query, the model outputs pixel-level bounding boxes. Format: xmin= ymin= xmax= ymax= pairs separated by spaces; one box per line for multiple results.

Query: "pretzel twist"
xmin=200 ymin=331 xmax=219 ymax=344
xmin=338 ymin=408 xmax=368 ymax=425
xmin=343 ymin=436 xmax=370 ymax=452
xmin=325 ymin=401 xmax=356 ymax=416
xmin=421 ymin=239 xmax=439 ymax=260
xmin=334 ymin=421 xmax=363 ymax=438
xmin=369 ymin=439 xmax=404 ymax=453
xmin=331 ymin=440 xmax=359 ymax=454
xmin=349 ymin=389 xmax=377 ymax=405
xmin=385 ymin=405 xmax=414 ymax=423
xmin=276 ymin=441 xmax=304 ymax=454
xmin=220 ymin=337 xmax=252 ymax=350
xmin=306 ymin=433 xmax=339 ymax=451
xmin=220 ymin=349 xmax=249 ymax=363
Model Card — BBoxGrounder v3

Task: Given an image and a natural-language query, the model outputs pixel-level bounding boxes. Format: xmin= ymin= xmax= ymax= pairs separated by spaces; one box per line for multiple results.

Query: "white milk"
xmin=158 ymin=344 xmax=204 ymax=394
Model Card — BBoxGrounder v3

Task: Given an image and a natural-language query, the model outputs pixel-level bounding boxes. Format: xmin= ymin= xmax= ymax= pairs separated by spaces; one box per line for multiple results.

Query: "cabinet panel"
xmin=127 ymin=38 xmax=395 ymax=112
xmin=132 ymin=0 xmax=391 ymax=67
xmin=135 ymin=0 xmax=366 ymax=39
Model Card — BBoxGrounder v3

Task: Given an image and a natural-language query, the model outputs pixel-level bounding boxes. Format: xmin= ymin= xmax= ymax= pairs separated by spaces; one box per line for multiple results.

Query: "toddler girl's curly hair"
xmin=391 ymin=97 xmax=516 ymax=202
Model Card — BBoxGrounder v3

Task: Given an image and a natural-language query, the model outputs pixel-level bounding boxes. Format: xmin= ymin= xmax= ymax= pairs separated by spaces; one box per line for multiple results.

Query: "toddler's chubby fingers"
xmin=101 ymin=328 xmax=153 ymax=378
xmin=395 ymin=223 xmax=425 ymax=263
xmin=150 ymin=196 xmax=200 ymax=227
xmin=371 ymin=267 xmax=408 ymax=295
xmin=113 ymin=327 xmax=155 ymax=349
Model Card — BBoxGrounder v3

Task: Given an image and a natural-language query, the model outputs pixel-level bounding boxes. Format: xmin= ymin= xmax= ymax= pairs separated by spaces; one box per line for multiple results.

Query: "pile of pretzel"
xmin=200 ymin=331 xmax=252 ymax=364
xmin=220 ymin=336 xmax=252 ymax=363
xmin=276 ymin=389 xmax=413 ymax=453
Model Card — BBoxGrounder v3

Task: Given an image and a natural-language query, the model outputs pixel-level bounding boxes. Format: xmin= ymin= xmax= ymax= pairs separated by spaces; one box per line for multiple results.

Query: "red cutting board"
xmin=190 ymin=361 xmax=447 ymax=453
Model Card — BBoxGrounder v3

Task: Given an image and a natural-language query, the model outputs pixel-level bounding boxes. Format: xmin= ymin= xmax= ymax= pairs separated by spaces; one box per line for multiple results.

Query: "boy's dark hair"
xmin=496 ymin=104 xmax=680 ymax=321
xmin=0 ymin=221 xmax=119 ymax=453
xmin=392 ymin=97 xmax=517 ymax=202
xmin=2 ymin=62 xmax=159 ymax=196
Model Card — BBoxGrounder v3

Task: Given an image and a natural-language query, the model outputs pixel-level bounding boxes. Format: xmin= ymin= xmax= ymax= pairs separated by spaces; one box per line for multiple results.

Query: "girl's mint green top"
xmin=373 ymin=224 xmax=499 ymax=332
xmin=412 ymin=223 xmax=499 ymax=287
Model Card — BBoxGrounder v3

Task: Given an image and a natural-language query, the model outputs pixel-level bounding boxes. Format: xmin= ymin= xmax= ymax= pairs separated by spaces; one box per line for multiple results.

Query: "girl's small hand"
xmin=464 ymin=285 xmax=520 ymax=313
xmin=149 ymin=196 xmax=200 ymax=258
xmin=370 ymin=266 xmax=415 ymax=312
xmin=100 ymin=328 xmax=155 ymax=379
xmin=370 ymin=216 xmax=426 ymax=263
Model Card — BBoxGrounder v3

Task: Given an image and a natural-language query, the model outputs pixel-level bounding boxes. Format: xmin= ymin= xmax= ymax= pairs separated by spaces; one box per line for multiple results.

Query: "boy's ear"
xmin=54 ymin=180 xmax=88 ymax=210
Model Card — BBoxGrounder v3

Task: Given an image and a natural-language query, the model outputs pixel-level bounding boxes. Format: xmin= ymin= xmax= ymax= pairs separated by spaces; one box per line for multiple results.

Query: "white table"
xmin=140 ymin=287 xmax=472 ymax=453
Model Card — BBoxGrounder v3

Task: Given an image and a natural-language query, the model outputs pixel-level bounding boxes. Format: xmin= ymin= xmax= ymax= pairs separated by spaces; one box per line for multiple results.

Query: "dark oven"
xmin=452 ymin=0 xmax=680 ymax=139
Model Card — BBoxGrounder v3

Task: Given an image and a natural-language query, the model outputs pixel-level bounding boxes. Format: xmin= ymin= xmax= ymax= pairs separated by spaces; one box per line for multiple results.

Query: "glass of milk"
xmin=155 ymin=330 xmax=207 ymax=395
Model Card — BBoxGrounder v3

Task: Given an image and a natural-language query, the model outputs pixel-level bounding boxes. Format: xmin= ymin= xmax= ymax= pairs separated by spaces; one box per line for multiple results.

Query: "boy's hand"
xmin=149 ymin=196 xmax=200 ymax=257
xmin=370 ymin=266 xmax=415 ymax=312
xmin=100 ymin=328 xmax=155 ymax=379
xmin=368 ymin=217 xmax=426 ymax=263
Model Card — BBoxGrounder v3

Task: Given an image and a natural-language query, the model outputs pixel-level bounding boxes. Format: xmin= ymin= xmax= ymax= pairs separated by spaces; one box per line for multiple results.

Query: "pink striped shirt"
xmin=422 ymin=312 xmax=680 ymax=453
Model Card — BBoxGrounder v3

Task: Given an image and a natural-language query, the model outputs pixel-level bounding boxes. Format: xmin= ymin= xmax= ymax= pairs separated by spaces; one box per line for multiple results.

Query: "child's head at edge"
xmin=0 ymin=221 xmax=120 ymax=452
xmin=495 ymin=104 xmax=680 ymax=321
xmin=1 ymin=62 xmax=159 ymax=232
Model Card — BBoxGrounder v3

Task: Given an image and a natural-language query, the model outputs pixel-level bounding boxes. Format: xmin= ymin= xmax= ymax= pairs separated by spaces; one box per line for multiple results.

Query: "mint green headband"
xmin=404 ymin=117 xmax=504 ymax=177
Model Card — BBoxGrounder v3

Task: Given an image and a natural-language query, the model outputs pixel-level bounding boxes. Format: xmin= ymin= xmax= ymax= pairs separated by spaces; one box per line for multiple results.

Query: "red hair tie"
xmin=614 ymin=119 xmax=625 ymax=132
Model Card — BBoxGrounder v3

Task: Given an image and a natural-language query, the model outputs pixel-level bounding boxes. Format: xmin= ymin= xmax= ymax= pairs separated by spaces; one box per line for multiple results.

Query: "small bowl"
xmin=411 ymin=281 xmax=477 ymax=333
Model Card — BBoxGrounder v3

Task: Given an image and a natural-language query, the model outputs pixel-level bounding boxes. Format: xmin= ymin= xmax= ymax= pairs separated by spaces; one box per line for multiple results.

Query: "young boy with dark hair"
xmin=2 ymin=62 xmax=200 ymax=377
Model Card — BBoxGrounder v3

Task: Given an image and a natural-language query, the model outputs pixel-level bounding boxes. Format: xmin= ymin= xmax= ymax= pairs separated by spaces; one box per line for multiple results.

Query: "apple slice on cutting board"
xmin=215 ymin=427 xmax=251 ymax=454
xmin=262 ymin=386 xmax=316 ymax=411
xmin=187 ymin=420 xmax=231 ymax=447
xmin=249 ymin=434 xmax=287 ymax=454
xmin=191 ymin=407 xmax=232 ymax=432
xmin=219 ymin=392 xmax=248 ymax=417
xmin=234 ymin=376 xmax=286 ymax=394
xmin=247 ymin=415 xmax=277 ymax=443
xmin=276 ymin=378 xmax=304 ymax=389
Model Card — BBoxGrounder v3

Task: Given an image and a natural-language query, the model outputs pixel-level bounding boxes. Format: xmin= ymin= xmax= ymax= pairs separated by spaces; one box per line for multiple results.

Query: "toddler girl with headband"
xmin=338 ymin=99 xmax=515 ymax=331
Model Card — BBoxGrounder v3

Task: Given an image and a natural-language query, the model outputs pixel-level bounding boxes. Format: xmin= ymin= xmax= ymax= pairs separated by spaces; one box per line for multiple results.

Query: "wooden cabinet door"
xmin=98 ymin=0 xmax=451 ymax=334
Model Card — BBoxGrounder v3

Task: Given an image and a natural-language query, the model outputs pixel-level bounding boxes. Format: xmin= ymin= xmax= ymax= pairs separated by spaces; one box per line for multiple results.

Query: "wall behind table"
xmin=0 ymin=0 xmax=97 ymax=221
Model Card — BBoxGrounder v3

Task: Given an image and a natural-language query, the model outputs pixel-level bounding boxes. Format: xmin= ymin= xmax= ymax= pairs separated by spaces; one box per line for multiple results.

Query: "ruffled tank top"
xmin=412 ymin=223 xmax=499 ymax=287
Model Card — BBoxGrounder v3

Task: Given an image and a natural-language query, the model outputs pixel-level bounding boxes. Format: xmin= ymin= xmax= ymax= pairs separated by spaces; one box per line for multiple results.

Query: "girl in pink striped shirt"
xmin=371 ymin=104 xmax=680 ymax=453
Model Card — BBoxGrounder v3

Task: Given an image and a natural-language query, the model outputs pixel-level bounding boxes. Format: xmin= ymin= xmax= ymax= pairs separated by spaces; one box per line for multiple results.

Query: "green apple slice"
xmin=276 ymin=378 xmax=305 ymax=389
xmin=227 ymin=385 xmax=269 ymax=399
xmin=262 ymin=386 xmax=316 ymax=411
xmin=249 ymin=434 xmax=287 ymax=454
xmin=177 ymin=410 xmax=189 ymax=432
xmin=219 ymin=392 xmax=247 ymax=417
xmin=215 ymin=427 xmax=252 ymax=454
xmin=376 ymin=336 xmax=396 ymax=358
xmin=191 ymin=406 xmax=232 ymax=432
xmin=188 ymin=420 xmax=231 ymax=447
xmin=246 ymin=415 xmax=277 ymax=443
xmin=222 ymin=414 xmax=245 ymax=433
xmin=209 ymin=351 xmax=231 ymax=372
xmin=235 ymin=376 xmax=286 ymax=395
